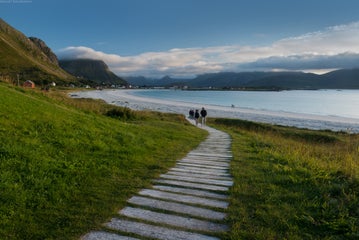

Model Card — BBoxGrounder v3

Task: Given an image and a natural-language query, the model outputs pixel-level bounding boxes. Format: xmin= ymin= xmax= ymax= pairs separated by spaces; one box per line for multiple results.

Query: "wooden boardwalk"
xmin=82 ymin=125 xmax=232 ymax=240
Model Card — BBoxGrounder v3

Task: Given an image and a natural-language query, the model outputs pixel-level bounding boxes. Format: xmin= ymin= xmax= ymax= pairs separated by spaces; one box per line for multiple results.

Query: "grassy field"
xmin=0 ymin=84 xmax=207 ymax=239
xmin=210 ymin=119 xmax=359 ymax=239
xmin=2 ymin=82 xmax=358 ymax=240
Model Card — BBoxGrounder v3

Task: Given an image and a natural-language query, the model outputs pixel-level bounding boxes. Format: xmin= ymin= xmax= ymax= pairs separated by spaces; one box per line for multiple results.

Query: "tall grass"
xmin=0 ymin=84 xmax=207 ymax=239
xmin=211 ymin=118 xmax=358 ymax=239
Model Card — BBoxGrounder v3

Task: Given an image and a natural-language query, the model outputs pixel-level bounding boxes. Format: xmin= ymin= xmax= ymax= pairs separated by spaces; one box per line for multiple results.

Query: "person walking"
xmin=189 ymin=109 xmax=194 ymax=119
xmin=200 ymin=107 xmax=207 ymax=126
xmin=194 ymin=109 xmax=200 ymax=126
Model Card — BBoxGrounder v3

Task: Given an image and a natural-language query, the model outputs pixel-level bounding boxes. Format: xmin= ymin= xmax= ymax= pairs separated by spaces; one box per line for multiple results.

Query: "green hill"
xmin=0 ymin=18 xmax=75 ymax=85
xmin=0 ymin=83 xmax=205 ymax=239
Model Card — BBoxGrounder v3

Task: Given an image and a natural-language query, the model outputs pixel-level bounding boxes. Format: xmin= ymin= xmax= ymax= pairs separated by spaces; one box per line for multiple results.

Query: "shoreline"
xmin=71 ymin=89 xmax=359 ymax=133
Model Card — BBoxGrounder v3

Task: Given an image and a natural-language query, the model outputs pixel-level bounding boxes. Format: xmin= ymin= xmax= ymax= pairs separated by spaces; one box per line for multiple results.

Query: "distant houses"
xmin=22 ymin=81 xmax=58 ymax=90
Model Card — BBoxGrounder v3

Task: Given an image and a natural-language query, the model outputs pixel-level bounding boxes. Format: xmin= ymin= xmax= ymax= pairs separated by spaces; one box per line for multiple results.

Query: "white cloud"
xmin=272 ymin=22 xmax=359 ymax=55
xmin=57 ymin=46 xmax=123 ymax=63
xmin=56 ymin=21 xmax=359 ymax=78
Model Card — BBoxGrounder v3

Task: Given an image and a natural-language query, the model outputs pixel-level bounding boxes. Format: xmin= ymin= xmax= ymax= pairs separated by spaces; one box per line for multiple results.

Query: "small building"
xmin=23 ymin=80 xmax=35 ymax=88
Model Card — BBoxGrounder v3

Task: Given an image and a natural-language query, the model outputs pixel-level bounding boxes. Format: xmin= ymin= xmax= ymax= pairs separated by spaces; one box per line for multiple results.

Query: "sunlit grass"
xmin=0 ymin=84 xmax=207 ymax=239
xmin=211 ymin=118 xmax=359 ymax=239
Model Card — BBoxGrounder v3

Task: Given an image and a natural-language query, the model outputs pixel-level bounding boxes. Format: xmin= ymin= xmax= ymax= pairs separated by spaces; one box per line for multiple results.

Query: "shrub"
xmin=105 ymin=107 xmax=136 ymax=120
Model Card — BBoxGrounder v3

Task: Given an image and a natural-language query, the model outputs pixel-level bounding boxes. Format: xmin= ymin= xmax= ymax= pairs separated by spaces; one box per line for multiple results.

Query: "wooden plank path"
xmin=81 ymin=125 xmax=232 ymax=240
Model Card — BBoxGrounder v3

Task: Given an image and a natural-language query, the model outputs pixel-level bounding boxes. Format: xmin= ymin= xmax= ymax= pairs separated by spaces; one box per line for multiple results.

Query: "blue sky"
xmin=2 ymin=0 xmax=359 ymax=77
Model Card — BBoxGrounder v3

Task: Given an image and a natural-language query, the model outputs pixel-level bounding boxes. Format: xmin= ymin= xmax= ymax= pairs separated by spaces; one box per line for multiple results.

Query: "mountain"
xmin=320 ymin=68 xmax=359 ymax=88
xmin=29 ymin=37 xmax=59 ymax=65
xmin=243 ymin=69 xmax=359 ymax=89
xmin=156 ymin=75 xmax=188 ymax=86
xmin=0 ymin=18 xmax=75 ymax=85
xmin=132 ymin=69 xmax=359 ymax=90
xmin=126 ymin=72 xmax=325 ymax=89
xmin=124 ymin=75 xmax=188 ymax=87
xmin=59 ymin=59 xmax=127 ymax=85
xmin=243 ymin=72 xmax=322 ymax=89
xmin=188 ymin=72 xmax=282 ymax=88
xmin=124 ymin=76 xmax=157 ymax=86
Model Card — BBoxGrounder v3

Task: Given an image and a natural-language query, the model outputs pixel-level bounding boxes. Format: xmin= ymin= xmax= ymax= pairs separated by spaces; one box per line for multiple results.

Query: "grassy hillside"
xmin=0 ymin=83 xmax=207 ymax=239
xmin=0 ymin=18 xmax=75 ymax=85
xmin=210 ymin=119 xmax=359 ymax=239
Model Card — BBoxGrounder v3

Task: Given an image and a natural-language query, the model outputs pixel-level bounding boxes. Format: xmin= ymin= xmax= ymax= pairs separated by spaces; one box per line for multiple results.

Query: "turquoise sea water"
xmin=132 ymin=89 xmax=359 ymax=119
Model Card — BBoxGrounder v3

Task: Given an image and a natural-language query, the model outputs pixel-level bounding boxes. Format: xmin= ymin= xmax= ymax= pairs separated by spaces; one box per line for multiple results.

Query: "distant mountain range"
xmin=59 ymin=59 xmax=127 ymax=85
xmin=124 ymin=75 xmax=188 ymax=87
xmin=125 ymin=69 xmax=359 ymax=89
xmin=2 ymin=17 xmax=359 ymax=90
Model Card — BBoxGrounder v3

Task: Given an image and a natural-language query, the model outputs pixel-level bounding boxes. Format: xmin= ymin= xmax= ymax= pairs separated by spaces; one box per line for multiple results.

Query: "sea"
xmin=72 ymin=89 xmax=359 ymax=133
xmin=132 ymin=89 xmax=359 ymax=119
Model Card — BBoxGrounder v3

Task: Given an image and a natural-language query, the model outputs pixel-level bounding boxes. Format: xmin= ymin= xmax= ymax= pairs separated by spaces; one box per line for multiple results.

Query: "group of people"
xmin=189 ymin=107 xmax=207 ymax=126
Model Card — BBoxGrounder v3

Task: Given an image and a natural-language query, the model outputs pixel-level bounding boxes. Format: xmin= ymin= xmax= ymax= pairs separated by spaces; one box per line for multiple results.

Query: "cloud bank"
xmin=57 ymin=21 xmax=359 ymax=78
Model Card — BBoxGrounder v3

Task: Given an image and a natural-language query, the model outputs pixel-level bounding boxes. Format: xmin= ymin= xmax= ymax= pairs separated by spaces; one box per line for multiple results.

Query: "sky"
xmin=2 ymin=0 xmax=359 ymax=78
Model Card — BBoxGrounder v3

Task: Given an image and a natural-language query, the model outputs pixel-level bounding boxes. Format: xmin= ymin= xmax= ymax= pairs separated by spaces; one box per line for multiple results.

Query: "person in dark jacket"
xmin=189 ymin=109 xmax=194 ymax=119
xmin=194 ymin=109 xmax=200 ymax=126
xmin=200 ymin=107 xmax=207 ymax=126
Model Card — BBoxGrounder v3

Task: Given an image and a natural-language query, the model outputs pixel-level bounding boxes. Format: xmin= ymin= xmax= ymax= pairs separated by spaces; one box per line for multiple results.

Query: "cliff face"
xmin=29 ymin=37 xmax=59 ymax=66
xmin=59 ymin=59 xmax=127 ymax=85
xmin=0 ymin=18 xmax=75 ymax=84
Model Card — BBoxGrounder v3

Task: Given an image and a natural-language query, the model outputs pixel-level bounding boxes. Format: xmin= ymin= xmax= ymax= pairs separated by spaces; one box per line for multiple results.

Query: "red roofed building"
xmin=23 ymin=80 xmax=35 ymax=88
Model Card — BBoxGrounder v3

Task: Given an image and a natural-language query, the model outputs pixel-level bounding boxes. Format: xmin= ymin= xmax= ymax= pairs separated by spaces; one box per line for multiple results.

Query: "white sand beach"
xmin=71 ymin=89 xmax=359 ymax=133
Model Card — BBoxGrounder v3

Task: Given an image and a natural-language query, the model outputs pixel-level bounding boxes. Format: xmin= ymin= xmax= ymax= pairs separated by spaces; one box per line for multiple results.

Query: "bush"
xmin=105 ymin=107 xmax=136 ymax=120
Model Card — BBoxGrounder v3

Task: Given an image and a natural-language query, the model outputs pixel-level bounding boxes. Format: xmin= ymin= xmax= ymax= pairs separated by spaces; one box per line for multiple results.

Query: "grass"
xmin=2 ymin=82 xmax=358 ymax=239
xmin=210 ymin=118 xmax=359 ymax=239
xmin=0 ymin=83 xmax=207 ymax=239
